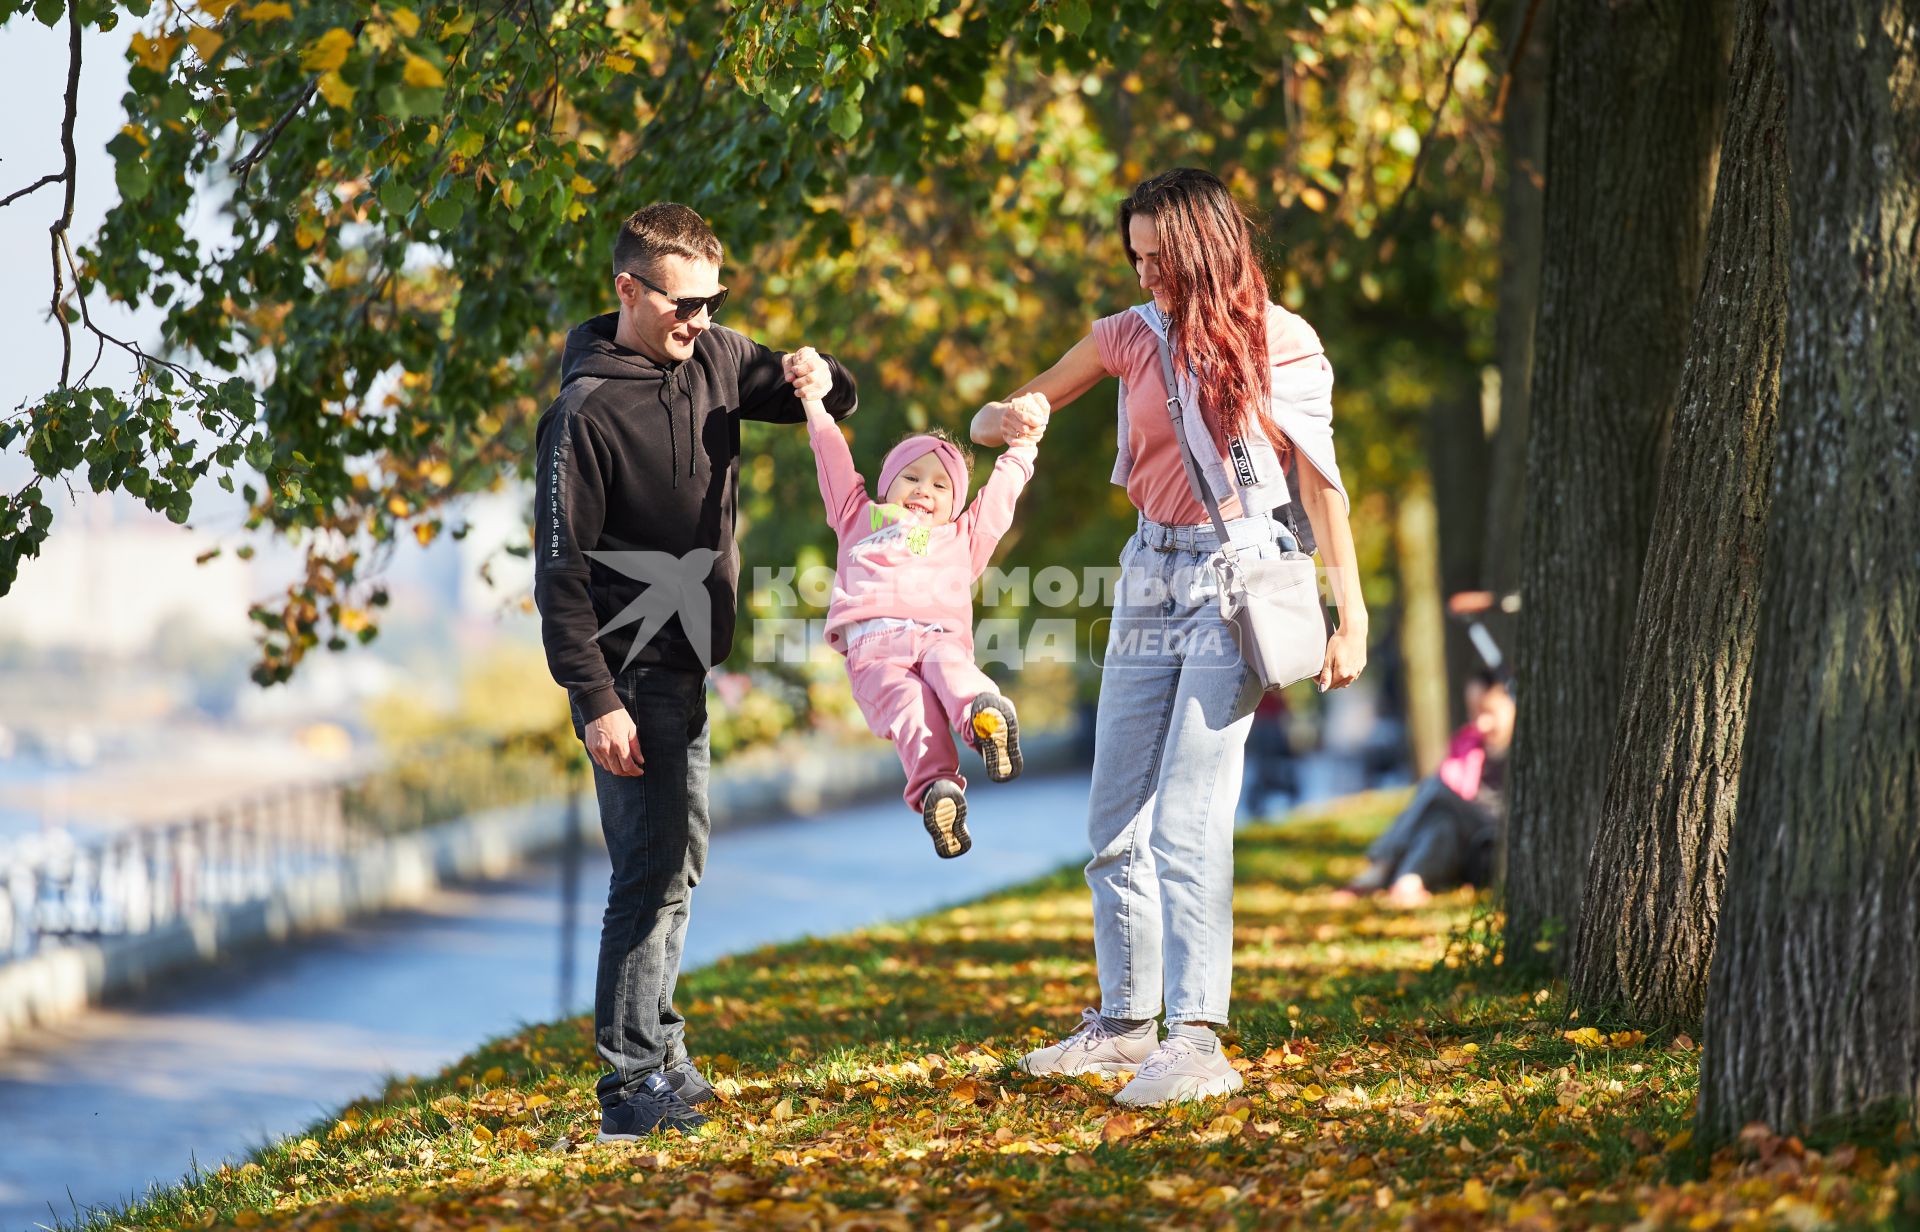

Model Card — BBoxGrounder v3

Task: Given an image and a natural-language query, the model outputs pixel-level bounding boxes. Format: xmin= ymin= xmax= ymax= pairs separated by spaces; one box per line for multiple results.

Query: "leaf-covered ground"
xmin=77 ymin=794 xmax=1918 ymax=1230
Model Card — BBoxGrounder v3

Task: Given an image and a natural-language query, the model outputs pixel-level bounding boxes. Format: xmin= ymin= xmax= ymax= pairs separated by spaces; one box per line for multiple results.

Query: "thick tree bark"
xmin=1501 ymin=0 xmax=1733 ymax=960
xmin=1482 ymin=0 xmax=1549 ymax=640
xmin=1697 ymin=0 xmax=1920 ymax=1143
xmin=1564 ymin=0 xmax=1786 ymax=1028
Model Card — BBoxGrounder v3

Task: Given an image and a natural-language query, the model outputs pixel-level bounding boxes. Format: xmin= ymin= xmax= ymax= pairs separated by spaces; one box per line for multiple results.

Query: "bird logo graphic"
xmin=586 ymin=549 xmax=721 ymax=669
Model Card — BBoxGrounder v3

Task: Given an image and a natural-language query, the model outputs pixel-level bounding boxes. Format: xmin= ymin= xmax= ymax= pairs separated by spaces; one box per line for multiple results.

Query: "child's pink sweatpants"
xmin=844 ymin=622 xmax=995 ymax=809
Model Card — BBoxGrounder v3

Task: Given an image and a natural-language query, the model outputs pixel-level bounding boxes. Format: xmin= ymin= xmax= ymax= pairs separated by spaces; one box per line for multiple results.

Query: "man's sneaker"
xmin=967 ymin=693 xmax=1023 ymax=783
xmin=596 ymin=1072 xmax=708 ymax=1142
xmin=1018 ymin=1009 xmax=1159 ymax=1077
xmin=663 ymin=1057 xmax=714 ymax=1106
xmin=922 ymin=780 xmax=971 ymax=858
xmin=1114 ymin=1028 xmax=1244 ymax=1107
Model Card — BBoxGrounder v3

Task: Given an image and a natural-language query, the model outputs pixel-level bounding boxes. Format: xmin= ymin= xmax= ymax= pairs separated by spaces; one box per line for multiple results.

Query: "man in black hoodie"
xmin=533 ymin=203 xmax=857 ymax=1140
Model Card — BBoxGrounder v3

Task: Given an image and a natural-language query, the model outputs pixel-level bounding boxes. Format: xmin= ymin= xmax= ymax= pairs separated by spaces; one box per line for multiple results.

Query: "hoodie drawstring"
xmin=658 ymin=363 xmax=696 ymax=487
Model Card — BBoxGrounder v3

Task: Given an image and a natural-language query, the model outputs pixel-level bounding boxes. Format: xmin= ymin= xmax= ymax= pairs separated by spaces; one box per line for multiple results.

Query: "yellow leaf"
xmin=389 ymin=6 xmax=421 ymax=37
xmin=338 ymin=608 xmax=369 ymax=634
xmin=566 ymin=201 xmax=588 ymax=222
xmin=570 ymin=174 xmax=597 ymax=195
xmin=185 ymin=27 xmax=223 ymax=62
xmin=240 ymin=0 xmax=293 ymax=20
xmin=1608 ymin=1030 xmax=1647 ymax=1048
xmin=233 ymin=1212 xmax=260 ymax=1228
xmin=199 ymin=0 xmax=240 ymax=17
xmin=1562 ymin=1026 xmax=1605 ymax=1048
xmin=120 ymin=124 xmax=149 ymax=147
xmin=1301 ymin=1083 xmax=1327 ymax=1101
xmin=129 ymin=33 xmax=180 ymax=72
xmin=523 ymin=1093 xmax=551 ymax=1110
xmin=769 ymin=1098 xmax=793 ymax=1121
xmin=1299 ymin=185 xmax=1328 ymax=212
xmin=414 ymin=522 xmax=437 ymax=547
xmin=402 ymin=53 xmax=444 ymax=88
xmin=1664 ymin=1129 xmax=1694 ymax=1154
xmin=480 ymin=1066 xmax=506 ymax=1084
xmin=294 ymin=215 xmax=326 ymax=249
xmin=605 ymin=53 xmax=635 ymax=73
xmin=301 ymin=27 xmax=355 ymax=73
xmin=316 ymin=70 xmax=355 ymax=110
xmin=425 ymin=460 xmax=452 ymax=486
xmin=387 ymin=494 xmax=411 ymax=517
xmin=1100 ymin=1113 xmax=1142 ymax=1143
xmin=470 ymin=1123 xmax=493 ymax=1142
xmin=1462 ymin=1178 xmax=1490 ymax=1213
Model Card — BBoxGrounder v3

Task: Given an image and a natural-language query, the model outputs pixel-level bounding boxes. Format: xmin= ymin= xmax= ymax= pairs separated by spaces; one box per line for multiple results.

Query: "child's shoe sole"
xmin=968 ymin=694 xmax=1023 ymax=783
xmin=921 ymin=781 xmax=971 ymax=858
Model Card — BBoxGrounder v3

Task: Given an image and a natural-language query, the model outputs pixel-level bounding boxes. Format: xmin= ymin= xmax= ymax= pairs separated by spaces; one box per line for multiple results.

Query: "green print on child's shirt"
xmin=869 ymin=504 xmax=932 ymax=556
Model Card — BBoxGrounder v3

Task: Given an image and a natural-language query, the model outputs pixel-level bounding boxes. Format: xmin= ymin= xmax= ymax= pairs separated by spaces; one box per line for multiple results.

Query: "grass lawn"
xmin=77 ymin=793 xmax=1918 ymax=1230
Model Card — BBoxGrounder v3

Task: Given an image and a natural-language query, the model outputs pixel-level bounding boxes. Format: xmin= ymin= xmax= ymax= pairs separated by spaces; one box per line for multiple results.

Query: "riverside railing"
xmin=0 ymin=737 xmax=578 ymax=964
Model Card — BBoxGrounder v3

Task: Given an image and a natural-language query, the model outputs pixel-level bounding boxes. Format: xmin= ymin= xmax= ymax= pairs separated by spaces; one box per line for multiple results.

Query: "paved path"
xmin=0 ymin=774 xmax=1098 ymax=1231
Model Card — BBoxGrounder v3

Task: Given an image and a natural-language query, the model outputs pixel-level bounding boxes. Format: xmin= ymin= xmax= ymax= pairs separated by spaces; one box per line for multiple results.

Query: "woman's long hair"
xmin=1118 ymin=168 xmax=1282 ymax=451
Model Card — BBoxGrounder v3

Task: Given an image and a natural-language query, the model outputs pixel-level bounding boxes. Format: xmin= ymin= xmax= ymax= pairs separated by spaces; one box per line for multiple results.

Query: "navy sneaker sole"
xmin=968 ymin=694 xmax=1022 ymax=783
xmin=921 ymin=781 xmax=971 ymax=858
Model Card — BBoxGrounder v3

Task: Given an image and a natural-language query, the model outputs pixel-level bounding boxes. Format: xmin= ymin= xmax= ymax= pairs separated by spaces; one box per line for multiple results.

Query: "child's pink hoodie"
xmin=806 ymin=416 xmax=1036 ymax=653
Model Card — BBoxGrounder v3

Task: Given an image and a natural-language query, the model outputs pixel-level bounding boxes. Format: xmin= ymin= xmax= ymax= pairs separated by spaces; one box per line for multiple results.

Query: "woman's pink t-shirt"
xmin=1091 ymin=304 xmax=1329 ymax=526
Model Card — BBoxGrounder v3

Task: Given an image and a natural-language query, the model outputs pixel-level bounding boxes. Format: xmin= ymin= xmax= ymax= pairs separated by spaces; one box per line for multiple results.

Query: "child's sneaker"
xmin=921 ymin=780 xmax=970 ymax=858
xmin=967 ymin=693 xmax=1023 ymax=783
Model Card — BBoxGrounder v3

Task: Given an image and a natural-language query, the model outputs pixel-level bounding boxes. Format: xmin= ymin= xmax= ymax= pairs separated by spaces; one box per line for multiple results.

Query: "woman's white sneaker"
xmin=1114 ymin=1027 xmax=1244 ymax=1106
xmin=1018 ymin=1009 xmax=1158 ymax=1077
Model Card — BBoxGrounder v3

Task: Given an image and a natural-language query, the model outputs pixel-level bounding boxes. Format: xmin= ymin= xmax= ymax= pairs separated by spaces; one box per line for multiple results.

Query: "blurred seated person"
xmin=1333 ymin=669 xmax=1515 ymax=907
xmin=1239 ymin=690 xmax=1299 ymax=819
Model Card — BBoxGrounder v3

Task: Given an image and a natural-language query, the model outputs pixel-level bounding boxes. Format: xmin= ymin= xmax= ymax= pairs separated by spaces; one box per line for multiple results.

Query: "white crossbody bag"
xmin=1153 ymin=328 xmax=1329 ymax=691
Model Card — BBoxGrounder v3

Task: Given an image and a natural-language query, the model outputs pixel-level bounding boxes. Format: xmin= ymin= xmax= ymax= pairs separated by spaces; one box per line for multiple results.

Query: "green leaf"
xmin=379 ymin=179 xmax=413 ymax=217
xmin=828 ymin=98 xmax=862 ymax=140
xmin=33 ymin=0 xmax=60 ymax=27
xmin=1057 ymin=0 xmax=1091 ymax=36
xmin=426 ymin=197 xmax=462 ymax=230
xmin=115 ymin=158 xmax=151 ymax=203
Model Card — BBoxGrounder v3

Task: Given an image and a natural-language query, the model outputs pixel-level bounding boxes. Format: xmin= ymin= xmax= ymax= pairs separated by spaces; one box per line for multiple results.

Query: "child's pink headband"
xmin=877 ymin=435 xmax=969 ymax=521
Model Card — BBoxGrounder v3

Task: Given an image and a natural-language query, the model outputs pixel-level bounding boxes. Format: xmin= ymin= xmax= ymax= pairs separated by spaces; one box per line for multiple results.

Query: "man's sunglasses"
xmin=630 ymin=272 xmax=728 ymax=323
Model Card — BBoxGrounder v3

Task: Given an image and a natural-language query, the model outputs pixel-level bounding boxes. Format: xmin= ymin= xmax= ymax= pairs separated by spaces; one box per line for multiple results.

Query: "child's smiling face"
xmin=883 ymin=450 xmax=954 ymax=525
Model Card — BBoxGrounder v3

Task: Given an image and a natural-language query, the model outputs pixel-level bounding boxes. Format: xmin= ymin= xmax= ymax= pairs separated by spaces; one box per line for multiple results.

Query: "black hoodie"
xmin=533 ymin=313 xmax=857 ymax=726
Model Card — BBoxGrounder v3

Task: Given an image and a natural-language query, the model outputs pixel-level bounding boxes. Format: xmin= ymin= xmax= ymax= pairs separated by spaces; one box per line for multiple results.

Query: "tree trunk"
xmin=1482 ymin=0 xmax=1549 ymax=646
xmin=1697 ymin=0 xmax=1920 ymax=1144
xmin=1564 ymin=0 xmax=1786 ymax=1028
xmin=1501 ymin=0 xmax=1733 ymax=961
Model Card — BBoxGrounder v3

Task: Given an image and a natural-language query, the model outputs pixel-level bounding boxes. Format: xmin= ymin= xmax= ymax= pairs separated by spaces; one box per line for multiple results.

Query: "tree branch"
xmin=1379 ymin=0 xmax=1490 ymax=237
xmin=229 ymin=19 xmax=369 ymax=191
xmin=0 ymin=172 xmax=65 ymax=211
xmin=51 ymin=1 xmax=82 ymax=388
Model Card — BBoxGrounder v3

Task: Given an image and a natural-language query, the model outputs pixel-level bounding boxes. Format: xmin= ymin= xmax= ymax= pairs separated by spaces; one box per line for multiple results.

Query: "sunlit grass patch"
xmin=68 ymin=793 xmax=1919 ymax=1231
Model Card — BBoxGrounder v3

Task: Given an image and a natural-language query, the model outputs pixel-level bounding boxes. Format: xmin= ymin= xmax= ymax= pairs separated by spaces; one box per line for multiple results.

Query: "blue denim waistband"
xmin=1135 ymin=510 xmax=1297 ymax=553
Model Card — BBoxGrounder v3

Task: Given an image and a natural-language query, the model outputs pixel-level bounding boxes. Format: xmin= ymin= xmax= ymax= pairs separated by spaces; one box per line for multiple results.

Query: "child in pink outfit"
xmin=801 ymin=394 xmax=1046 ymax=858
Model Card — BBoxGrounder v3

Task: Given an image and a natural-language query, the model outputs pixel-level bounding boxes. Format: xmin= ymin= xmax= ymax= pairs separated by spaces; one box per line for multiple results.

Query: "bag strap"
xmin=1152 ymin=324 xmax=1239 ymax=554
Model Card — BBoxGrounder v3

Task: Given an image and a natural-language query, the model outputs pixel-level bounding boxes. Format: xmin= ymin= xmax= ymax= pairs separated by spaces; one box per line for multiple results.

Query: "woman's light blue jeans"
xmin=1085 ymin=511 xmax=1297 ymax=1025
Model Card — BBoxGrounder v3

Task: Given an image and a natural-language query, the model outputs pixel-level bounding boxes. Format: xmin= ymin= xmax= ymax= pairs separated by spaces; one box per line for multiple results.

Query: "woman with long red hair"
xmin=971 ymin=167 xmax=1368 ymax=1107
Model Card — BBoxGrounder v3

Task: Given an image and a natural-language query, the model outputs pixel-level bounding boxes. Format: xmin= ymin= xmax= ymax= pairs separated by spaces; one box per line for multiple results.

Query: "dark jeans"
xmin=1367 ymin=776 xmax=1499 ymax=890
xmin=574 ymin=665 xmax=711 ymax=1110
